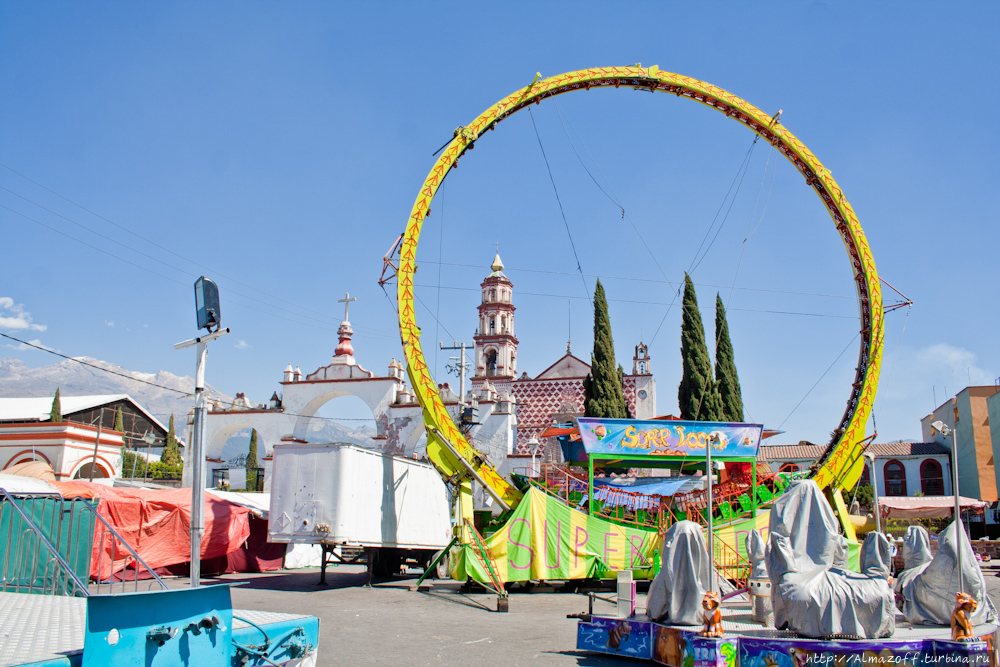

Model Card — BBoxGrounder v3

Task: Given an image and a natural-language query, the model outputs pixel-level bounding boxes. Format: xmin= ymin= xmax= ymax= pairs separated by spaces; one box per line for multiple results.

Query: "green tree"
xmin=113 ymin=406 xmax=125 ymax=432
xmin=160 ymin=414 xmax=182 ymax=467
xmin=678 ymin=274 xmax=723 ymax=421
xmin=583 ymin=280 xmax=630 ymax=419
xmin=50 ymin=387 xmax=62 ymax=423
xmin=246 ymin=429 xmax=260 ymax=491
xmin=714 ymin=294 xmax=744 ymax=422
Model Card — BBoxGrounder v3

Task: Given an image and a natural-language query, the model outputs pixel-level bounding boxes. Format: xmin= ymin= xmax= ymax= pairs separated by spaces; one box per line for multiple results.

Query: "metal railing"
xmin=0 ymin=490 xmax=168 ymax=597
xmin=0 ymin=490 xmax=90 ymax=596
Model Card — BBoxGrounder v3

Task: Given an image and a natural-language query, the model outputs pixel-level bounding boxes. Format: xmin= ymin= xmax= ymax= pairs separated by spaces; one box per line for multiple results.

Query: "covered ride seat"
xmin=646 ymin=520 xmax=710 ymax=625
xmin=765 ymin=480 xmax=895 ymax=638
xmin=897 ymin=520 xmax=996 ymax=626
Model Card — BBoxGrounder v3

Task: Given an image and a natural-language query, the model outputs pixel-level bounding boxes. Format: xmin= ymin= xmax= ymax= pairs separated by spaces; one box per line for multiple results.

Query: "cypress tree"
xmin=246 ymin=429 xmax=260 ymax=491
xmin=50 ymin=388 xmax=62 ymax=422
xmin=161 ymin=414 xmax=182 ymax=467
xmin=678 ymin=274 xmax=723 ymax=421
xmin=113 ymin=406 xmax=125 ymax=432
xmin=714 ymin=294 xmax=744 ymax=422
xmin=583 ymin=280 xmax=630 ymax=418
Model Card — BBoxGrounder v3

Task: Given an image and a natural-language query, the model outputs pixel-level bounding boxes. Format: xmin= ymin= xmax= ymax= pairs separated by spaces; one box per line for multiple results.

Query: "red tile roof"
xmin=758 ymin=440 xmax=950 ymax=464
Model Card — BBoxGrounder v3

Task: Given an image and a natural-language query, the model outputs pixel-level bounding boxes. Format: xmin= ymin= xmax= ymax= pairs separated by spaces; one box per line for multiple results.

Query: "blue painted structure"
xmin=577 ymin=615 xmax=999 ymax=667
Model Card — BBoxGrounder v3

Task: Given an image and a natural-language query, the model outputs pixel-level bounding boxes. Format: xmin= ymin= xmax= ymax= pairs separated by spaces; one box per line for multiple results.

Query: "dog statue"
xmin=952 ymin=592 xmax=978 ymax=642
xmin=699 ymin=591 xmax=723 ymax=638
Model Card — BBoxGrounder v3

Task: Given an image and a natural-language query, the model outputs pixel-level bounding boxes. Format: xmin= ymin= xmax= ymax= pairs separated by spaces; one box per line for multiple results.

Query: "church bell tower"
xmin=472 ymin=254 xmax=518 ymax=394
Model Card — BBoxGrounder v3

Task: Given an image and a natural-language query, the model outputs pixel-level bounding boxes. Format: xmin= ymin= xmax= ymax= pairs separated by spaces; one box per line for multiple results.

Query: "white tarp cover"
xmin=646 ymin=520 xmax=710 ymax=625
xmin=746 ymin=529 xmax=768 ymax=581
xmin=0 ymin=472 xmax=58 ymax=494
xmin=766 ymin=479 xmax=895 ymax=638
xmin=897 ymin=520 xmax=996 ymax=626
xmin=893 ymin=525 xmax=933 ymax=600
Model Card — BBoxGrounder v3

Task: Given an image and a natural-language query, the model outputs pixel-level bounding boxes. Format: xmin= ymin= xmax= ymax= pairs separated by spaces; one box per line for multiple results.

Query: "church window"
xmin=490 ymin=318 xmax=495 ymax=334
xmin=486 ymin=349 xmax=498 ymax=376
xmin=489 ymin=288 xmax=496 ymax=302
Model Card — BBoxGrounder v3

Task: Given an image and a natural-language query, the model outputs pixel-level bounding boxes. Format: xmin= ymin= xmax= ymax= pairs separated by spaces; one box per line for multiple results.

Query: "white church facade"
xmin=189 ymin=256 xmax=656 ymax=490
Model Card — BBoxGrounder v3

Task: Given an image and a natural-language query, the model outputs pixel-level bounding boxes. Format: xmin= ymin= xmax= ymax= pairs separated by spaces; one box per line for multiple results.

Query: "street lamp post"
xmin=931 ymin=420 xmax=964 ymax=594
xmin=864 ymin=452 xmax=882 ymax=534
xmin=706 ymin=432 xmax=720 ymax=594
xmin=174 ymin=277 xmax=229 ymax=588
xmin=528 ymin=437 xmax=542 ymax=478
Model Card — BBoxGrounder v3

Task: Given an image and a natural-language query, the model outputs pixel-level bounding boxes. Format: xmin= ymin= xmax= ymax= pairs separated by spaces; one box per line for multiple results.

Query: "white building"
xmin=758 ymin=440 xmax=952 ymax=497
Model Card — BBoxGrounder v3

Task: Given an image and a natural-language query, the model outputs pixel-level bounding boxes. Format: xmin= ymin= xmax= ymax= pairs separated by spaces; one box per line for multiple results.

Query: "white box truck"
xmin=268 ymin=443 xmax=453 ymax=581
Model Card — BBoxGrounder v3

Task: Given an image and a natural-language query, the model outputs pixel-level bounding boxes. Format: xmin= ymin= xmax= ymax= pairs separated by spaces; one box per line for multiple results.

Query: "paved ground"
xmin=180 ymin=563 xmax=1000 ymax=667
xmin=204 ymin=565 xmax=624 ymax=667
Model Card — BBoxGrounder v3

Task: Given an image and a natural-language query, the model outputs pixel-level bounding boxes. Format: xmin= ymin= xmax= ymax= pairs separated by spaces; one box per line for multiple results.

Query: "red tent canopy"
xmin=52 ymin=481 xmax=251 ymax=579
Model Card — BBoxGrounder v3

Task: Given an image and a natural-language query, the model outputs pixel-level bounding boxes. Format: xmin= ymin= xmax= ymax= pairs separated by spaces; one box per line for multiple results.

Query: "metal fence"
xmin=0 ymin=490 xmax=168 ymax=597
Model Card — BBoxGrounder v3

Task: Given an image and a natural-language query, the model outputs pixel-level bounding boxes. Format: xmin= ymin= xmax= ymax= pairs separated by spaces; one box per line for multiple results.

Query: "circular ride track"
xmin=396 ymin=66 xmax=882 ymax=506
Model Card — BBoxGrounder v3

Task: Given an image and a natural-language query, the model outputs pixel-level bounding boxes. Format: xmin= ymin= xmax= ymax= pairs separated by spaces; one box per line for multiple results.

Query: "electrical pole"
xmin=440 ymin=341 xmax=472 ymax=409
xmin=88 ymin=407 xmax=105 ymax=482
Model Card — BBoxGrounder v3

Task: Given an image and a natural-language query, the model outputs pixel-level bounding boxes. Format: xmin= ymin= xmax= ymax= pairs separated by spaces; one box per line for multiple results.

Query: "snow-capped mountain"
xmin=0 ymin=357 xmax=377 ymax=453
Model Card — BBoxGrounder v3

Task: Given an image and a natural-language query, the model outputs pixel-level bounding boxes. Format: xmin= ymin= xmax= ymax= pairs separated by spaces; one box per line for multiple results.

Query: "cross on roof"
xmin=338 ymin=292 xmax=357 ymax=322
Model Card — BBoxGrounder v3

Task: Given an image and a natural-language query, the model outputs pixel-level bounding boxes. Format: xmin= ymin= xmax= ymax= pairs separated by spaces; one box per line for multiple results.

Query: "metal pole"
xmin=459 ymin=342 xmax=466 ymax=407
xmin=952 ymin=428 xmax=963 ymax=593
xmin=89 ymin=408 xmax=105 ymax=482
xmin=190 ymin=340 xmax=209 ymax=588
xmin=706 ymin=437 xmax=714 ymax=593
xmin=867 ymin=454 xmax=882 ymax=534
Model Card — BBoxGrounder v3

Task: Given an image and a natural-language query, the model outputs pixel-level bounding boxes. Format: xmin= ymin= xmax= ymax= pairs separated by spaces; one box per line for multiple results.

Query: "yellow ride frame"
xmin=396 ymin=66 xmax=883 ymax=516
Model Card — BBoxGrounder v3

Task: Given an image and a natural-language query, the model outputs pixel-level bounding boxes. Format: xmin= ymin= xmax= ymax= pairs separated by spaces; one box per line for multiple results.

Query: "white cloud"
xmin=0 ymin=297 xmax=47 ymax=332
xmin=105 ymin=320 xmax=114 ymax=327
xmin=871 ymin=342 xmax=995 ymax=440
xmin=234 ymin=339 xmax=251 ymax=350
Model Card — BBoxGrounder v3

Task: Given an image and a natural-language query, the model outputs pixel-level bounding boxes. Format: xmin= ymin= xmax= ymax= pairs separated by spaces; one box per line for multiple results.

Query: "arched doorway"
xmin=920 ymin=459 xmax=944 ymax=496
xmin=74 ymin=461 xmax=109 ymax=479
xmin=884 ymin=460 xmax=907 ymax=496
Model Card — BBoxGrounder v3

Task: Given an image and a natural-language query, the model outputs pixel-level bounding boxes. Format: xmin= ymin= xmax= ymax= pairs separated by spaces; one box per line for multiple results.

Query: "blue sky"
xmin=1 ymin=2 xmax=997 ymax=444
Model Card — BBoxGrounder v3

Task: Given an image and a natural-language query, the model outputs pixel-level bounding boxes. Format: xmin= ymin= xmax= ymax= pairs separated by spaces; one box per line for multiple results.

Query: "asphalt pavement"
xmin=185 ymin=564 xmax=1000 ymax=667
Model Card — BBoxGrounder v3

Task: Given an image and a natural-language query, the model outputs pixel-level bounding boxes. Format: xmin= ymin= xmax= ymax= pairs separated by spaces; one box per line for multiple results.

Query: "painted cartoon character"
xmin=788 ymin=647 xmax=815 ymax=667
xmin=700 ymin=590 xmax=723 ymax=637
xmin=952 ymin=592 xmax=978 ymax=642
xmin=654 ymin=627 xmax=686 ymax=667
xmin=607 ymin=620 xmax=631 ymax=650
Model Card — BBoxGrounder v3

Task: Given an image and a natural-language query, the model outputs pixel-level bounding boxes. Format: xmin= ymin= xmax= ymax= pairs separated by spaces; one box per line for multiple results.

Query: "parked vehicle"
xmin=268 ymin=443 xmax=453 ymax=580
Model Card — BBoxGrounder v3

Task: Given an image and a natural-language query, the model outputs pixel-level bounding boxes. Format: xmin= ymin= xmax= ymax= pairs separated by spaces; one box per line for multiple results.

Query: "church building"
xmin=468 ymin=254 xmax=657 ymax=460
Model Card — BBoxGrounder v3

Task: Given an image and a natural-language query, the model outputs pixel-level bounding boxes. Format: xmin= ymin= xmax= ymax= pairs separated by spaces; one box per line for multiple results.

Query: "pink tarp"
xmin=877 ymin=495 xmax=987 ymax=519
xmin=52 ymin=481 xmax=251 ymax=579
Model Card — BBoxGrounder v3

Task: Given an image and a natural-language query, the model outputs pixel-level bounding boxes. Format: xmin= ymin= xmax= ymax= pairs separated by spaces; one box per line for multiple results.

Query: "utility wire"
xmin=416 ymin=260 xmax=854 ymax=300
xmin=528 ymin=108 xmax=591 ymax=305
xmin=552 ymin=101 xmax=674 ymax=288
xmin=0 ymin=161 xmax=337 ymax=324
xmin=777 ymin=332 xmax=860 ymax=430
xmin=0 ymin=332 xmax=191 ymax=396
xmin=0 ymin=186 xmax=344 ymax=329
xmin=0 ymin=202 xmax=352 ymax=335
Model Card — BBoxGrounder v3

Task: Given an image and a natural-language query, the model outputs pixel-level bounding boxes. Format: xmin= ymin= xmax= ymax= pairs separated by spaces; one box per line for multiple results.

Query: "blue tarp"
xmin=589 ymin=476 xmax=702 ymax=510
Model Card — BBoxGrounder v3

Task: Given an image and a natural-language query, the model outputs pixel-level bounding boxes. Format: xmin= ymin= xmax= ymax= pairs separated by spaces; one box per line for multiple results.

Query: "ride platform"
xmin=576 ymin=600 xmax=998 ymax=666
xmin=0 ymin=589 xmax=319 ymax=667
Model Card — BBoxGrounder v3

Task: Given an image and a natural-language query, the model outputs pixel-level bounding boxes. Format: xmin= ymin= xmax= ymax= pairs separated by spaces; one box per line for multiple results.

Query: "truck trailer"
xmin=267 ymin=442 xmax=453 ymax=581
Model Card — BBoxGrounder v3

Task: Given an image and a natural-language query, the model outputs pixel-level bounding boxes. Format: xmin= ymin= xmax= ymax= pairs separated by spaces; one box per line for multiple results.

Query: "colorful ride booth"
xmin=569 ymin=423 xmax=1000 ymax=666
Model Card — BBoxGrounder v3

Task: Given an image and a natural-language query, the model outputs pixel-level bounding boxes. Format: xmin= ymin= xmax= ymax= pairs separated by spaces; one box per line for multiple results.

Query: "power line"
xmin=528 ymin=107 xmax=591 ymax=304
xmin=0 ymin=161 xmax=340 ymax=324
xmin=415 ymin=260 xmax=855 ymax=301
xmin=0 ymin=332 xmax=191 ymax=396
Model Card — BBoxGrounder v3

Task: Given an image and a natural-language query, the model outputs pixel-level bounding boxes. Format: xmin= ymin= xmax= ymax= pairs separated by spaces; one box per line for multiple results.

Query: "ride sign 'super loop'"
xmin=396 ymin=66 xmax=883 ymax=506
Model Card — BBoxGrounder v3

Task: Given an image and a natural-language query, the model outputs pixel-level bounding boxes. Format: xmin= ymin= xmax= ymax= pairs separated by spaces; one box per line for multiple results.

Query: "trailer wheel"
xmin=434 ymin=548 xmax=451 ymax=580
